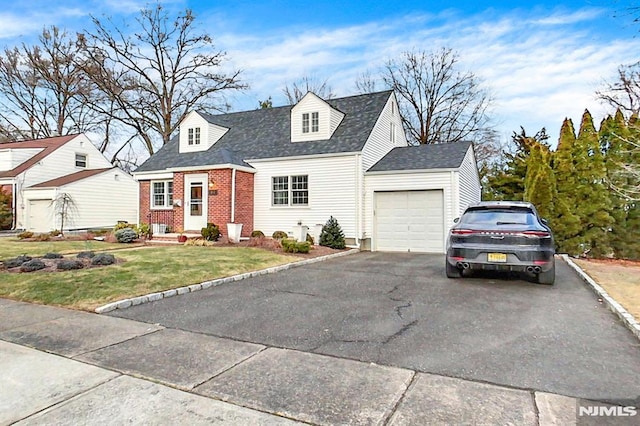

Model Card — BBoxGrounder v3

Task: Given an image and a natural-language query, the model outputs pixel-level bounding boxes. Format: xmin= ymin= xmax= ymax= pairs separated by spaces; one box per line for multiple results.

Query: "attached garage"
xmin=375 ymin=190 xmax=444 ymax=252
xmin=364 ymin=142 xmax=481 ymax=254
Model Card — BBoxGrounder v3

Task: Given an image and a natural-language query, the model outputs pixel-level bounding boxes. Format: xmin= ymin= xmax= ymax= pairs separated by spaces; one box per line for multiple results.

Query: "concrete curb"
xmin=561 ymin=254 xmax=640 ymax=342
xmin=95 ymin=248 xmax=359 ymax=314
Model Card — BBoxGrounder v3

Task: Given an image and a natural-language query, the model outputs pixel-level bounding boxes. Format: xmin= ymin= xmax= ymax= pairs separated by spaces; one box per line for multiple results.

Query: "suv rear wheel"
xmin=537 ymin=260 xmax=555 ymax=285
xmin=446 ymin=260 xmax=461 ymax=278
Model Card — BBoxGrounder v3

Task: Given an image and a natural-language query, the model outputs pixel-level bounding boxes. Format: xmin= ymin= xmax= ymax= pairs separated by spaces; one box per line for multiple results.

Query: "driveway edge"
xmin=561 ymin=254 xmax=640 ymax=341
xmin=95 ymin=248 xmax=360 ymax=314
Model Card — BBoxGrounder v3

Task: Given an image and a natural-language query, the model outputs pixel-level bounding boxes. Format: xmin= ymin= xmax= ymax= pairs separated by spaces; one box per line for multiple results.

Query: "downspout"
xmin=230 ymin=168 xmax=236 ymax=223
xmin=354 ymin=154 xmax=362 ymax=249
xmin=11 ymin=182 xmax=17 ymax=230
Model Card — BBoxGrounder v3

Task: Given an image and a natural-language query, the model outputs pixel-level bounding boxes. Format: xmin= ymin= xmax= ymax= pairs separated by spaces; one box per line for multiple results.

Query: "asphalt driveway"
xmin=110 ymin=252 xmax=640 ymax=404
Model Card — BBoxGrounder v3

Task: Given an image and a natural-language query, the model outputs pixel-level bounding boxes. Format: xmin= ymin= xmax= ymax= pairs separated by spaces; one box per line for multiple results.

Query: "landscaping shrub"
xmin=201 ymin=223 xmax=221 ymax=241
xmin=247 ymin=236 xmax=282 ymax=249
xmin=3 ymin=255 xmax=32 ymax=268
xmin=49 ymin=229 xmax=62 ymax=237
xmin=17 ymin=231 xmax=34 ymax=239
xmin=91 ymin=253 xmax=116 ymax=266
xmin=251 ymin=230 xmax=265 ymax=238
xmin=272 ymin=230 xmax=288 ymax=239
xmin=306 ymin=233 xmax=314 ymax=245
xmin=114 ymin=221 xmax=133 ymax=231
xmin=57 ymin=259 xmax=84 ymax=270
xmin=319 ymin=216 xmax=346 ymax=249
xmin=136 ymin=223 xmax=152 ymax=239
xmin=115 ymin=227 xmax=138 ymax=243
xmin=77 ymin=251 xmax=95 ymax=259
xmin=20 ymin=259 xmax=45 ymax=272
xmin=43 ymin=253 xmax=63 ymax=259
xmin=33 ymin=233 xmax=50 ymax=241
xmin=184 ymin=238 xmax=214 ymax=246
xmin=281 ymin=238 xmax=311 ymax=253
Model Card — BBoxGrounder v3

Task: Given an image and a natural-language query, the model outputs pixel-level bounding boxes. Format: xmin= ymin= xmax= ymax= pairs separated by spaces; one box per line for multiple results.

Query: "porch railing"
xmin=147 ymin=209 xmax=174 ymax=235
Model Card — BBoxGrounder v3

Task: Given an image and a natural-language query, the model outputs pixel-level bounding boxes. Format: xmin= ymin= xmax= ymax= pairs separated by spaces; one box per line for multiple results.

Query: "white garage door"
xmin=375 ymin=190 xmax=444 ymax=253
xmin=27 ymin=199 xmax=54 ymax=232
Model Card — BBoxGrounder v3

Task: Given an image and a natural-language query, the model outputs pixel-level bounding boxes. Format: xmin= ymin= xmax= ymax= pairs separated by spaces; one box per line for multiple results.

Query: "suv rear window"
xmin=460 ymin=208 xmax=536 ymax=226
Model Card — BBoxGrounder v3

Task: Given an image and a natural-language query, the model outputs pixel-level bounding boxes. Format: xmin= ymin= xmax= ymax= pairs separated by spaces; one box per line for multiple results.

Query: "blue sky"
xmin=1 ymin=0 xmax=639 ymax=146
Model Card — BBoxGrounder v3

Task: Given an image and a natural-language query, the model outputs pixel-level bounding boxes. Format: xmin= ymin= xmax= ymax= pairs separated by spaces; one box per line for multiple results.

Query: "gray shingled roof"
xmin=135 ymin=91 xmax=393 ymax=173
xmin=368 ymin=141 xmax=472 ymax=172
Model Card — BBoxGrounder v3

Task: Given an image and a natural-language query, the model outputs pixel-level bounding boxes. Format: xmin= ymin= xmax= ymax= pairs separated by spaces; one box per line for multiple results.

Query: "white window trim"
xmin=151 ymin=180 xmax=174 ymax=209
xmin=302 ymin=113 xmax=310 ymax=134
xmin=271 ymin=175 xmax=309 ymax=207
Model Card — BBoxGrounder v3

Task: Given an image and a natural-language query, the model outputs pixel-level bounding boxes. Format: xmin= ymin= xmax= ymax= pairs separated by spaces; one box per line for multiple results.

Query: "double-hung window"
xmin=302 ymin=113 xmax=310 ymax=134
xmin=311 ymin=112 xmax=319 ymax=132
xmin=75 ymin=153 xmax=87 ymax=168
xmin=272 ymin=175 xmax=308 ymax=206
xmin=188 ymin=127 xmax=201 ymax=145
xmin=152 ymin=181 xmax=174 ymax=209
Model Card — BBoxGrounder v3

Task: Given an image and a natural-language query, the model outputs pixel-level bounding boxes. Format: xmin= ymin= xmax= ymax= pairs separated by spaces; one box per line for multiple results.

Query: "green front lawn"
xmin=0 ymin=245 xmax=297 ymax=311
xmin=0 ymin=238 xmax=137 ymax=259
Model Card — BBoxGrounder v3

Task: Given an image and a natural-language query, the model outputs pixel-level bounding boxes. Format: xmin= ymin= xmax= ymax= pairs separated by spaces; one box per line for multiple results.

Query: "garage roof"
xmin=367 ymin=141 xmax=473 ymax=172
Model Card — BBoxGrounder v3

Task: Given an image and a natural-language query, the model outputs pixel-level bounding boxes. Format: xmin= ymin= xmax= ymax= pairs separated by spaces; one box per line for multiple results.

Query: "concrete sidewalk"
xmin=0 ymin=298 xmax=611 ymax=425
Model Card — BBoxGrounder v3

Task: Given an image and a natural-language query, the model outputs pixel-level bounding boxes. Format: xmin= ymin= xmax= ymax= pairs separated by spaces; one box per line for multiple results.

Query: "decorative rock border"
xmin=95 ymin=249 xmax=359 ymax=314
xmin=562 ymin=254 xmax=640 ymax=341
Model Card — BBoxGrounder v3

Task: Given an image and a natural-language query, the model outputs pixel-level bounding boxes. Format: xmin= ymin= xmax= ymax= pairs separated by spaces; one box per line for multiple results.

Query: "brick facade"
xmin=138 ymin=169 xmax=254 ymax=237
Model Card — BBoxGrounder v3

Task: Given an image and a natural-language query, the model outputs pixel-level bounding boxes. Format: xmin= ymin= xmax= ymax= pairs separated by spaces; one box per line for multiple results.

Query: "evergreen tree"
xmin=524 ymin=143 xmax=555 ymax=220
xmin=319 ymin=216 xmax=346 ymax=249
xmin=0 ymin=189 xmax=11 ymax=229
xmin=574 ymin=110 xmax=614 ymax=257
xmin=552 ymin=118 xmax=583 ymax=254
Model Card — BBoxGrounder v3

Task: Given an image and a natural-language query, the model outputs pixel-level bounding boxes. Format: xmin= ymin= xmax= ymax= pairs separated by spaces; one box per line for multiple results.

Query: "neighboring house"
xmin=0 ymin=134 xmax=138 ymax=232
xmin=133 ymin=91 xmax=481 ymax=253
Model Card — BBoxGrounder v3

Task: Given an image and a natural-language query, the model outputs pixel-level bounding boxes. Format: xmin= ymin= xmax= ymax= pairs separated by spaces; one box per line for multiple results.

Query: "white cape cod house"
xmin=133 ymin=91 xmax=481 ymax=253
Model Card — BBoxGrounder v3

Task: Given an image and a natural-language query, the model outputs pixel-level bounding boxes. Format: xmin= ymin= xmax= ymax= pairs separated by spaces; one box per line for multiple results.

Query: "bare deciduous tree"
xmin=382 ymin=48 xmax=493 ymax=145
xmin=283 ymin=76 xmax=333 ymax=104
xmin=597 ymin=62 xmax=640 ymax=115
xmin=0 ymin=27 xmax=100 ymax=141
xmin=78 ymin=4 xmax=246 ymax=155
xmin=354 ymin=71 xmax=378 ymax=94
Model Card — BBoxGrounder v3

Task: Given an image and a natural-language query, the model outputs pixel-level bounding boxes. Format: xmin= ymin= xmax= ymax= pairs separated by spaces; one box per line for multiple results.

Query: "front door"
xmin=184 ymin=174 xmax=208 ymax=231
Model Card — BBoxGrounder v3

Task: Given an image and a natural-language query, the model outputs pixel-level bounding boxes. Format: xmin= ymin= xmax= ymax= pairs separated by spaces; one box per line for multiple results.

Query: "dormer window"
xmin=188 ymin=127 xmax=201 ymax=145
xmin=302 ymin=112 xmax=319 ymax=134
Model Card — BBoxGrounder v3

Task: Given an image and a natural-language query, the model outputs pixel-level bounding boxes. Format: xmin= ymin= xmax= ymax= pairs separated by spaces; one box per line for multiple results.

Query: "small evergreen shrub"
xmin=272 ymin=230 xmax=288 ymax=239
xmin=3 ymin=255 xmax=32 ymax=268
xmin=43 ymin=252 xmax=63 ymax=259
xmin=17 ymin=231 xmax=34 ymax=239
xmin=20 ymin=259 xmax=46 ymax=272
xmin=57 ymin=259 xmax=84 ymax=270
xmin=77 ymin=251 xmax=95 ymax=259
xmin=251 ymin=230 xmax=265 ymax=238
xmin=281 ymin=238 xmax=311 ymax=253
xmin=319 ymin=216 xmax=346 ymax=249
xmin=115 ymin=228 xmax=138 ymax=243
xmin=201 ymin=223 xmax=221 ymax=241
xmin=91 ymin=253 xmax=116 ymax=266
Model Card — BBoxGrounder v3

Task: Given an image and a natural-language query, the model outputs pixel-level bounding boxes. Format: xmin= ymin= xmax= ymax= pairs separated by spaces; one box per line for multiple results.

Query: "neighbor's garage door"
xmin=375 ymin=190 xmax=444 ymax=253
xmin=27 ymin=199 xmax=53 ymax=232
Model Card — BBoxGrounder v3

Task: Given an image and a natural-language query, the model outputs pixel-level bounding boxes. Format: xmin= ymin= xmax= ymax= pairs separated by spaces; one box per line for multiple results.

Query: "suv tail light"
xmin=522 ymin=231 xmax=551 ymax=238
xmin=451 ymin=229 xmax=476 ymax=235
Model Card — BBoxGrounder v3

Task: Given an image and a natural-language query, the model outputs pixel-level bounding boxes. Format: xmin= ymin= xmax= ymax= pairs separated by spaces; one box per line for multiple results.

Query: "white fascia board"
xmin=245 ymin=151 xmax=359 ymax=164
xmin=365 ymin=167 xmax=459 ymax=176
xmin=132 ymin=171 xmax=174 ymax=181
xmin=166 ymin=164 xmax=256 ymax=174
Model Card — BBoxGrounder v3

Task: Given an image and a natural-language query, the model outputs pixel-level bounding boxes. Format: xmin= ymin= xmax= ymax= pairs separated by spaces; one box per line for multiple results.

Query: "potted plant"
xmin=176 ymin=229 xmax=187 ymax=243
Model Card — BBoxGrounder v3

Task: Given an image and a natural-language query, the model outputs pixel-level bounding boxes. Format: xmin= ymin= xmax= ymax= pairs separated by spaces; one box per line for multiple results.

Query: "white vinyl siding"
xmin=11 ymin=135 xmax=113 ymax=229
xmin=361 ymin=94 xmax=407 ymax=171
xmin=0 ymin=148 xmax=42 ymax=171
xmin=23 ymin=168 xmax=138 ymax=231
xmin=251 ymin=155 xmax=357 ymax=238
xmin=457 ymin=147 xmax=482 ymax=215
xmin=291 ymin=92 xmax=344 ymax=142
xmin=364 ymin=171 xmax=456 ymax=251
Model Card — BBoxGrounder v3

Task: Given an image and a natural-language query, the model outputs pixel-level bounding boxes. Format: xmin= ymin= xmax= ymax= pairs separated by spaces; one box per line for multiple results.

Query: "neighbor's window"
xmin=75 ymin=153 xmax=87 ymax=168
xmin=272 ymin=175 xmax=308 ymax=206
xmin=302 ymin=113 xmax=310 ymax=134
xmin=311 ymin=112 xmax=319 ymax=132
xmin=188 ymin=127 xmax=201 ymax=145
xmin=152 ymin=181 xmax=174 ymax=208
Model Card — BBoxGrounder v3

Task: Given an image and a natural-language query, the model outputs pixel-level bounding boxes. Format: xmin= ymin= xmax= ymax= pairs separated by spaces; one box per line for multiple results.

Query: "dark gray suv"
xmin=446 ymin=201 xmax=555 ymax=284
